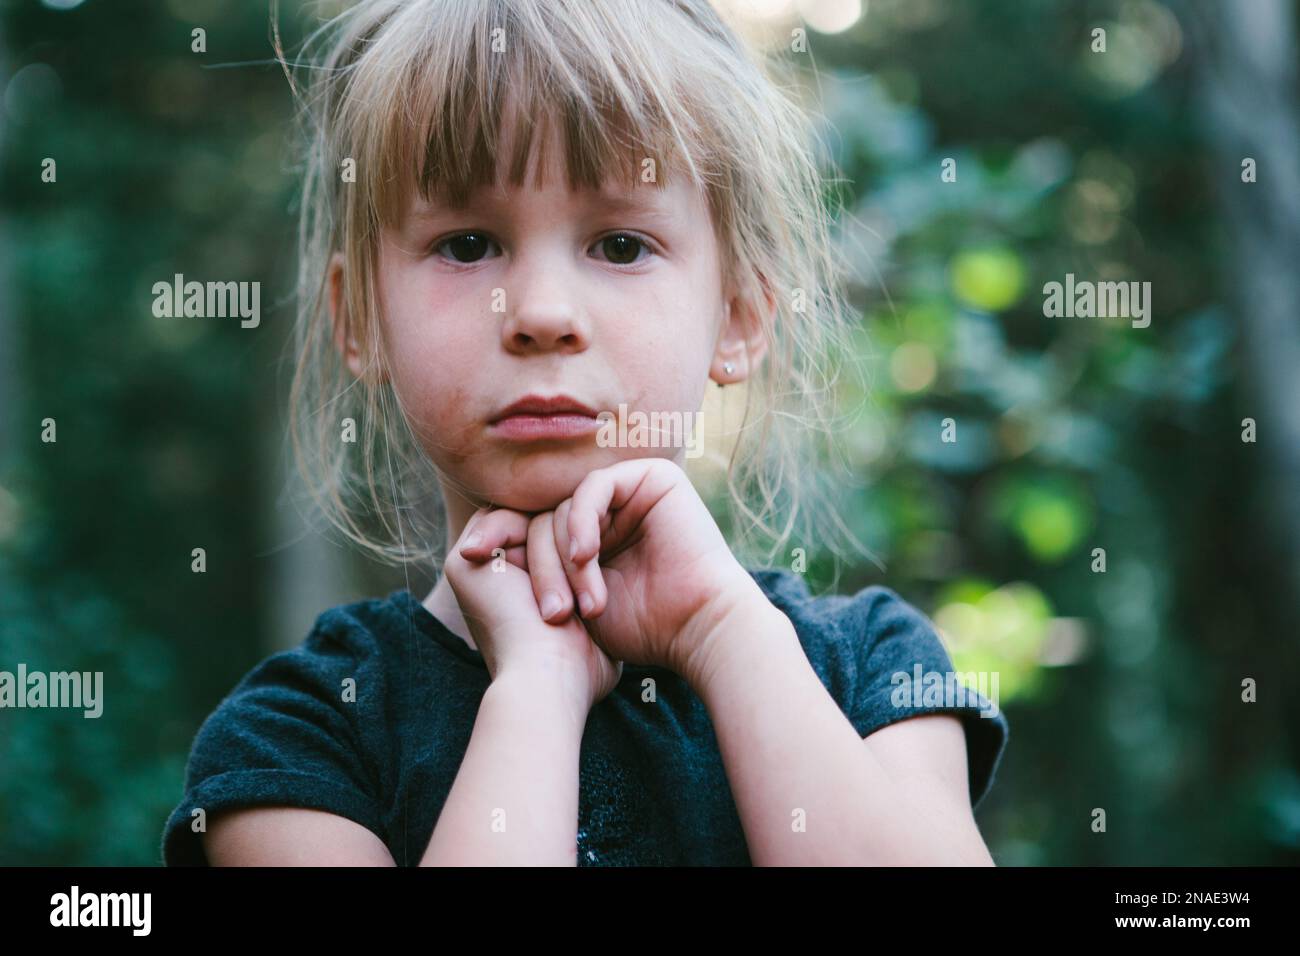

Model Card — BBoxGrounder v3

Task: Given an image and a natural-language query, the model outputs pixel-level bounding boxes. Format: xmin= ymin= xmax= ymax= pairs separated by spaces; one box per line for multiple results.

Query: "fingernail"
xmin=540 ymin=590 xmax=562 ymax=620
xmin=569 ymin=538 xmax=579 ymax=562
xmin=577 ymin=591 xmax=594 ymax=617
xmin=464 ymin=532 xmax=482 ymax=549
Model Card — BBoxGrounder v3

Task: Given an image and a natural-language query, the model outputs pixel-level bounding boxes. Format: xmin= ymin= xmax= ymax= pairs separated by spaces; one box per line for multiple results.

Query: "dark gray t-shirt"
xmin=161 ymin=568 xmax=1009 ymax=865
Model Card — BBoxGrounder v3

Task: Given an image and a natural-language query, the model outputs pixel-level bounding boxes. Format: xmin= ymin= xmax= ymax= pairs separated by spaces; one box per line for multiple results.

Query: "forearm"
xmin=420 ymin=668 xmax=587 ymax=866
xmin=688 ymin=600 xmax=987 ymax=865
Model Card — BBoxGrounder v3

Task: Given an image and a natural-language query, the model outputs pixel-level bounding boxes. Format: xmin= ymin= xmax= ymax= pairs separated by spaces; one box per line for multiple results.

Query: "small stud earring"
xmin=723 ymin=361 xmax=735 ymax=376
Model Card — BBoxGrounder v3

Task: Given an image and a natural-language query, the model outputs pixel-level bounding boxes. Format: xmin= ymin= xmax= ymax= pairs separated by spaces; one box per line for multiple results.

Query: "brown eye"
xmin=597 ymin=234 xmax=648 ymax=265
xmin=438 ymin=233 xmax=495 ymax=263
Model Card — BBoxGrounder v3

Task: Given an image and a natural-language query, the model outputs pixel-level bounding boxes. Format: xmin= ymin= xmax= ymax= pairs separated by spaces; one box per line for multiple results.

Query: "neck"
xmin=425 ymin=576 xmax=477 ymax=651
xmin=421 ymin=481 xmax=483 ymax=652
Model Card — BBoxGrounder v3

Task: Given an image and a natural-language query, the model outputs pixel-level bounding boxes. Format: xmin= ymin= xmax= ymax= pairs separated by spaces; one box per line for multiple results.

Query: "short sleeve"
xmin=845 ymin=586 xmax=1009 ymax=811
xmin=160 ymin=630 xmax=386 ymax=865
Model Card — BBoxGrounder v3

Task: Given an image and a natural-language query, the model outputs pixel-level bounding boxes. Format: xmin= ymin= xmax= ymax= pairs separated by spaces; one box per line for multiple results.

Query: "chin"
xmin=488 ymin=485 xmax=573 ymax=514
xmin=473 ymin=457 xmax=593 ymax=513
xmin=466 ymin=447 xmax=671 ymax=513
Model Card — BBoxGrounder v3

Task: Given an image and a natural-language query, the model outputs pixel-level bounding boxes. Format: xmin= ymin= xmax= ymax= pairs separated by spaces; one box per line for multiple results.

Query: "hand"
xmin=543 ymin=458 xmax=768 ymax=681
xmin=444 ymin=507 xmax=623 ymax=716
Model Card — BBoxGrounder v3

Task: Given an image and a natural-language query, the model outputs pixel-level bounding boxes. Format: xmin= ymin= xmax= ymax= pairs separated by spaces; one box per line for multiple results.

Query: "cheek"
xmin=379 ymin=277 xmax=487 ymax=467
xmin=615 ymin=281 xmax=718 ymax=407
xmin=383 ymin=268 xmax=482 ymax=361
xmin=387 ymin=369 xmax=479 ymax=474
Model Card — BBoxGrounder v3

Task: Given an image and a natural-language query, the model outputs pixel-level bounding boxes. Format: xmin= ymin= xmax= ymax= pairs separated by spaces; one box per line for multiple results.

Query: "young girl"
xmin=162 ymin=0 xmax=1008 ymax=866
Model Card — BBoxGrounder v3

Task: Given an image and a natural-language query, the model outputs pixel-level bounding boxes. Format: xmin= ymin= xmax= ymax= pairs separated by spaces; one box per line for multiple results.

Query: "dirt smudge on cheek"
xmin=396 ymin=380 xmax=479 ymax=471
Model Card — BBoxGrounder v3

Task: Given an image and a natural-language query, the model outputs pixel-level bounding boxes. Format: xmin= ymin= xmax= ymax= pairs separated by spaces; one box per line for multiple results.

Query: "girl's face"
xmin=344 ymin=121 xmax=761 ymax=527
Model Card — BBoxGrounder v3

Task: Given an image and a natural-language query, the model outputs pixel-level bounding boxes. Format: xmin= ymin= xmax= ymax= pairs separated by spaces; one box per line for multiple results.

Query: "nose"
xmin=500 ymin=250 xmax=591 ymax=355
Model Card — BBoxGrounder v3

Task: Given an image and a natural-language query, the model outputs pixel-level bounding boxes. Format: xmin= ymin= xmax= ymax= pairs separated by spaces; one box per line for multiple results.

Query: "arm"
xmin=203 ymin=807 xmax=397 ymax=866
xmin=424 ymin=506 xmax=620 ymax=866
xmin=682 ymin=597 xmax=995 ymax=866
xmin=419 ymin=667 xmax=588 ymax=866
xmin=202 ymin=668 xmax=589 ymax=867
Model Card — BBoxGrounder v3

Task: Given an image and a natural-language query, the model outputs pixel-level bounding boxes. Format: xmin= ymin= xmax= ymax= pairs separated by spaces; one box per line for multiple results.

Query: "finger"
xmin=447 ymin=509 xmax=490 ymax=573
xmin=455 ymin=507 xmax=494 ymax=553
xmin=448 ymin=524 xmax=526 ymax=575
xmin=526 ymin=512 xmax=574 ymax=624
xmin=444 ymin=511 xmax=523 ymax=589
xmin=555 ymin=498 xmax=606 ymax=619
xmin=566 ymin=459 xmax=674 ymax=565
xmin=495 ymin=544 xmax=528 ymax=572
xmin=458 ymin=507 xmax=531 ymax=566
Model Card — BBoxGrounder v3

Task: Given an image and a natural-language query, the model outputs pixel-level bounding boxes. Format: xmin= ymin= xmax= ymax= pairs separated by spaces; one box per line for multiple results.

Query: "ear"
xmin=328 ymin=252 xmax=366 ymax=380
xmin=710 ymin=270 xmax=774 ymax=386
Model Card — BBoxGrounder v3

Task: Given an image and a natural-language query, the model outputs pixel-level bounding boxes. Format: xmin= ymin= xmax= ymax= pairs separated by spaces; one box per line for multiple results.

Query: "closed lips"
xmin=491 ymin=395 xmax=599 ymax=421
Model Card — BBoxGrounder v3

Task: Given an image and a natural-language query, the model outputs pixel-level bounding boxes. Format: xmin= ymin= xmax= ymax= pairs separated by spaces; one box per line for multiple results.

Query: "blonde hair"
xmin=278 ymin=0 xmax=871 ymax=579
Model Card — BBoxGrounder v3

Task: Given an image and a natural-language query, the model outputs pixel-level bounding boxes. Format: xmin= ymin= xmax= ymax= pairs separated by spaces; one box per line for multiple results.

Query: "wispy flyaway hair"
xmin=278 ymin=0 xmax=869 ymax=575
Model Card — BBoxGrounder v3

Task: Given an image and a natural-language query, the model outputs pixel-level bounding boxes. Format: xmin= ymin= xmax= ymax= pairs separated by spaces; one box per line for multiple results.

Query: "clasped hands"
xmin=441 ymin=458 xmax=767 ymax=711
